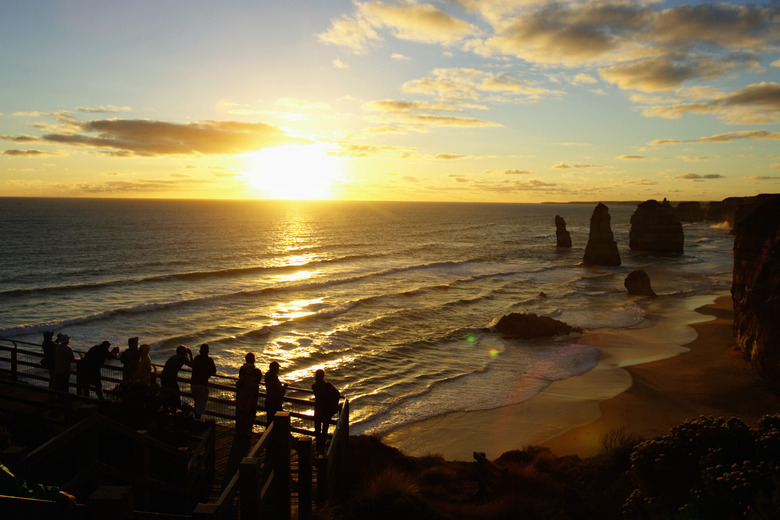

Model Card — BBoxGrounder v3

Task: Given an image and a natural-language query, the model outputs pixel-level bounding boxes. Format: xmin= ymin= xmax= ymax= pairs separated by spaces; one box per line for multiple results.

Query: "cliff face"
xmin=732 ymin=194 xmax=780 ymax=379
xmin=629 ymin=199 xmax=684 ymax=254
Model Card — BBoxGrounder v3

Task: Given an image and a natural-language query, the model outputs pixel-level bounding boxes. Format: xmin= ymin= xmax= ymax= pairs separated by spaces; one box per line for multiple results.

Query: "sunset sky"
xmin=2 ymin=0 xmax=779 ymax=202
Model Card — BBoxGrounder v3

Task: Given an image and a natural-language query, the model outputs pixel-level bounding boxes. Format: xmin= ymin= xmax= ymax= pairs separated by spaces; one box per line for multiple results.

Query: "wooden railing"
xmin=0 ymin=338 xmax=341 ymax=436
xmin=0 ymin=338 xmax=350 ymax=519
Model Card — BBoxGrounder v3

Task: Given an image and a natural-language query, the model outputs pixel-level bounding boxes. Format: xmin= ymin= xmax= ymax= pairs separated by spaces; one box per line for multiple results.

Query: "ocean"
xmin=0 ymin=198 xmax=734 ymax=436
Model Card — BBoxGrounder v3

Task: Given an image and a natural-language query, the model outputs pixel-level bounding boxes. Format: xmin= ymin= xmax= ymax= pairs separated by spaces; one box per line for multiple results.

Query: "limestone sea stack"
xmin=582 ymin=203 xmax=621 ymax=266
xmin=732 ymin=194 xmax=780 ymax=379
xmin=555 ymin=215 xmax=572 ymax=248
xmin=674 ymin=201 xmax=704 ymax=223
xmin=624 ymin=270 xmax=657 ymax=297
xmin=629 ymin=199 xmax=684 ymax=254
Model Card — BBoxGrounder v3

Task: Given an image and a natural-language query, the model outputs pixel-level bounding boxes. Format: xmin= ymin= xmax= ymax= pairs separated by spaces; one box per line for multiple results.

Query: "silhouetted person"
xmin=264 ymin=361 xmax=287 ymax=425
xmin=236 ymin=353 xmax=262 ymax=434
xmin=52 ymin=334 xmax=75 ymax=396
xmin=191 ymin=343 xmax=217 ymax=420
xmin=131 ymin=343 xmax=155 ymax=383
xmin=119 ymin=336 xmax=140 ymax=382
xmin=40 ymin=330 xmax=56 ymax=390
xmin=312 ymin=369 xmax=341 ymax=454
xmin=161 ymin=345 xmax=192 ymax=412
xmin=77 ymin=340 xmax=119 ymax=400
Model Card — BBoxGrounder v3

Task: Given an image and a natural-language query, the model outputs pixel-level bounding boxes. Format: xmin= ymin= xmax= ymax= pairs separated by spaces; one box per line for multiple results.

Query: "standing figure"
xmin=312 ymin=369 xmax=341 ymax=453
xmin=119 ymin=337 xmax=140 ymax=383
xmin=52 ymin=335 xmax=75 ymax=395
xmin=235 ymin=353 xmax=262 ymax=434
xmin=40 ymin=331 xmax=57 ymax=390
xmin=264 ymin=361 xmax=287 ymax=425
xmin=77 ymin=340 xmax=119 ymax=400
xmin=160 ymin=345 xmax=193 ymax=412
xmin=191 ymin=343 xmax=217 ymax=420
xmin=131 ymin=343 xmax=156 ymax=383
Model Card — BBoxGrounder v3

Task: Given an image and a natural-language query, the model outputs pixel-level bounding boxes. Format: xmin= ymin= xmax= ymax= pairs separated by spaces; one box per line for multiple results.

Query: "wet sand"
xmin=382 ymin=294 xmax=780 ymax=460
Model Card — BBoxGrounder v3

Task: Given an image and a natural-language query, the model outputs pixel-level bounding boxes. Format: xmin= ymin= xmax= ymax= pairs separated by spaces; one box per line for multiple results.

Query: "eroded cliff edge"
xmin=732 ymin=194 xmax=780 ymax=380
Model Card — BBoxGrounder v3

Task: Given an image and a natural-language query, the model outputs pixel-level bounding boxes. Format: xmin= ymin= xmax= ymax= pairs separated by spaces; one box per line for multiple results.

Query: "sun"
xmin=241 ymin=143 xmax=344 ymax=200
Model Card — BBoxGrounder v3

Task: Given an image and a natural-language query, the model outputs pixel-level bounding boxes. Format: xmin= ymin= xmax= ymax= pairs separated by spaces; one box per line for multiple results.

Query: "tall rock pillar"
xmin=583 ymin=203 xmax=621 ymax=266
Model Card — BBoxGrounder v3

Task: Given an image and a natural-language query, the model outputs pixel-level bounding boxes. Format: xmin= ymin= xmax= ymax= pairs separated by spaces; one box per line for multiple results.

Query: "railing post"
xmin=239 ymin=456 xmax=261 ymax=520
xmin=315 ymin=454 xmax=328 ymax=504
xmin=270 ymin=411 xmax=291 ymax=520
xmin=10 ymin=342 xmax=18 ymax=381
xmin=297 ymin=437 xmax=313 ymax=520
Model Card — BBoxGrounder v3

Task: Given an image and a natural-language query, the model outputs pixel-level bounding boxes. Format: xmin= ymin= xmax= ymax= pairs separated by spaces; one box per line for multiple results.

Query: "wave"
xmin=0 ymin=251 xmax=396 ymax=299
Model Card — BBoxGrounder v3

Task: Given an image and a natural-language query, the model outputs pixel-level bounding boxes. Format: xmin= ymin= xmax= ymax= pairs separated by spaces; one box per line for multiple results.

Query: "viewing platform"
xmin=0 ymin=338 xmax=349 ymax=519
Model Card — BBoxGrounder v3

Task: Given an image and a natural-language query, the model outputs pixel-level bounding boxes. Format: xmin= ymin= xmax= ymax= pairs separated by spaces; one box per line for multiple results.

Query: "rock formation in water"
xmin=487 ymin=313 xmax=582 ymax=339
xmin=674 ymin=201 xmax=704 ymax=223
xmin=629 ymin=199 xmax=684 ymax=254
xmin=582 ymin=203 xmax=621 ymax=266
xmin=731 ymin=194 xmax=780 ymax=379
xmin=624 ymin=270 xmax=657 ymax=297
xmin=555 ymin=215 xmax=572 ymax=248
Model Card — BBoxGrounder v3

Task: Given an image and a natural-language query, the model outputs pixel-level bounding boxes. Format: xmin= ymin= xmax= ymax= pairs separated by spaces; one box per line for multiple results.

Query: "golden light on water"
xmin=271 ymin=298 xmax=323 ymax=320
xmin=276 ymin=270 xmax=314 ymax=282
xmin=241 ymin=143 xmax=345 ymax=200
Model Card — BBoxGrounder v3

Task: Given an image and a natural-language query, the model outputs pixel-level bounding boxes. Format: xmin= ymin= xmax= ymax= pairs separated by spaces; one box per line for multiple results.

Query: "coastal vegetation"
xmin=318 ymin=415 xmax=780 ymax=520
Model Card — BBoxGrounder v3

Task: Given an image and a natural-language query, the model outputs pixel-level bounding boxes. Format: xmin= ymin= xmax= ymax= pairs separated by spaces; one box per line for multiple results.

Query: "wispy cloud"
xmin=8 ymin=118 xmax=309 ymax=157
xmin=648 ymin=130 xmax=780 ymax=147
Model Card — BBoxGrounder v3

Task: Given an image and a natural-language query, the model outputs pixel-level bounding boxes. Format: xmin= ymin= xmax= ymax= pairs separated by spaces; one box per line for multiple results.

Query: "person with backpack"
xmin=311 ymin=369 xmax=341 ymax=453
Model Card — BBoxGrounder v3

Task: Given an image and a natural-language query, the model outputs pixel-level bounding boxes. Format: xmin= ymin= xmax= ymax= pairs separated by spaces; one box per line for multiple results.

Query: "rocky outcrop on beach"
xmin=555 ymin=215 xmax=572 ymax=248
xmin=624 ymin=270 xmax=657 ymax=297
xmin=487 ymin=313 xmax=582 ymax=339
xmin=629 ymin=199 xmax=684 ymax=254
xmin=674 ymin=201 xmax=704 ymax=222
xmin=731 ymin=194 xmax=780 ymax=379
xmin=582 ymin=203 xmax=621 ymax=266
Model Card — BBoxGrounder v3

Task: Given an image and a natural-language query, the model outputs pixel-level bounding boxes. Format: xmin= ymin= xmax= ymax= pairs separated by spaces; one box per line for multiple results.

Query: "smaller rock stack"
xmin=555 ymin=215 xmax=572 ymax=248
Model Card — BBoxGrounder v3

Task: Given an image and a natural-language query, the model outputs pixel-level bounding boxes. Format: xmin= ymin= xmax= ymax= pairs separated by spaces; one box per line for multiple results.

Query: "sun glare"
xmin=241 ymin=143 xmax=344 ymax=200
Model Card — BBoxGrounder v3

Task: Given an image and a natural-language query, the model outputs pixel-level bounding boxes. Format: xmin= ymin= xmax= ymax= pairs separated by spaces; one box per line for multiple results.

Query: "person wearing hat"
xmin=119 ymin=337 xmax=141 ymax=383
xmin=52 ymin=334 xmax=75 ymax=396
xmin=77 ymin=340 xmax=119 ymax=400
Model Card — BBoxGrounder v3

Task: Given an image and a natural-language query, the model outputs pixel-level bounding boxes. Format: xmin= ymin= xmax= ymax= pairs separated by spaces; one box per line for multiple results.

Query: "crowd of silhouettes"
xmin=38 ymin=332 xmax=342 ymax=443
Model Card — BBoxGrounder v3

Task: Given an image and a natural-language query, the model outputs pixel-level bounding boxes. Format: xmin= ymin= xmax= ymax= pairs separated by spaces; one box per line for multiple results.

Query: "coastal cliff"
xmin=731 ymin=194 xmax=780 ymax=379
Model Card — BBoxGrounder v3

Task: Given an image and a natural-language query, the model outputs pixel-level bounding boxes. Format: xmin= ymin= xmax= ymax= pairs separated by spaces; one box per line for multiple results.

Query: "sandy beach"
xmin=382 ymin=293 xmax=780 ymax=460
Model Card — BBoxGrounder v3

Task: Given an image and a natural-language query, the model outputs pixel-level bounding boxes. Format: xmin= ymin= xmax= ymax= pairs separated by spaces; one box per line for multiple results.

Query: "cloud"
xmin=333 ymin=58 xmax=349 ymax=69
xmin=553 ymin=162 xmax=602 ymax=169
xmin=618 ymin=155 xmax=646 ymax=160
xmin=72 ymin=177 xmax=218 ymax=194
xmin=676 ymin=173 xmax=725 ymax=180
xmin=640 ymin=82 xmax=780 ymax=122
xmin=75 ymin=105 xmax=132 ymax=114
xmin=648 ymin=130 xmax=780 ymax=147
xmin=401 ymin=67 xmax=563 ymax=101
xmin=434 ymin=153 xmax=466 ymax=160
xmin=391 ymin=53 xmax=409 ymax=60
xmin=3 ymin=149 xmax=58 ymax=157
xmin=363 ymin=96 xmax=501 ymax=130
xmin=600 ymin=55 xmax=756 ymax=93
xmin=318 ymin=1 xmax=475 ymax=53
xmin=677 ymin=156 xmax=708 ymax=161
xmin=34 ymin=119 xmax=308 ymax=157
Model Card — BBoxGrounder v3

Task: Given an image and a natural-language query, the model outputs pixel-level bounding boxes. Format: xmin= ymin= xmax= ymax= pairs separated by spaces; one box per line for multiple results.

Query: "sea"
xmin=0 ymin=198 xmax=734 ymax=436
